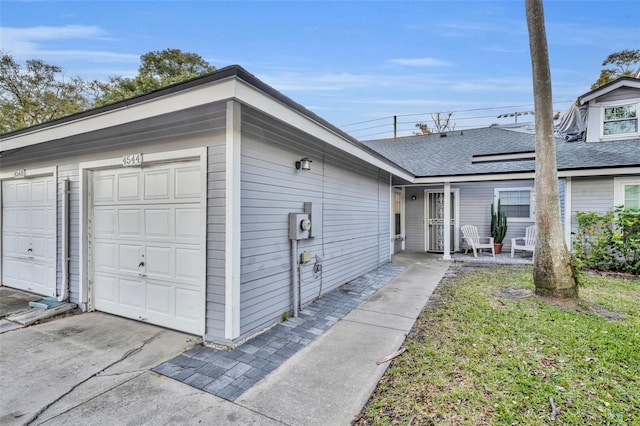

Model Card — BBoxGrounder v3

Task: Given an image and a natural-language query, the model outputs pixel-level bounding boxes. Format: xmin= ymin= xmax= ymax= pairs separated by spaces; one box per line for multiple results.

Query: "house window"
xmin=394 ymin=191 xmax=402 ymax=236
xmin=495 ymin=188 xmax=534 ymax=221
xmin=603 ymin=104 xmax=638 ymax=136
xmin=614 ymin=177 xmax=640 ymax=209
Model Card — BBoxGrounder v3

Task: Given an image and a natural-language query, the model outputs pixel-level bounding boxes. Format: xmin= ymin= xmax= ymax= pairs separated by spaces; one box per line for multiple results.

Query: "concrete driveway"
xmin=0 ymin=312 xmax=278 ymax=425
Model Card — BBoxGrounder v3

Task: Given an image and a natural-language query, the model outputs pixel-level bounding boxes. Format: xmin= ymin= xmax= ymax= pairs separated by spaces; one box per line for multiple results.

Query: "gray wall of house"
xmin=457 ymin=180 xmax=535 ymax=252
xmin=239 ymin=106 xmax=391 ymax=339
xmin=402 ymin=180 xmax=538 ymax=253
xmin=570 ymin=176 xmax=615 ymax=234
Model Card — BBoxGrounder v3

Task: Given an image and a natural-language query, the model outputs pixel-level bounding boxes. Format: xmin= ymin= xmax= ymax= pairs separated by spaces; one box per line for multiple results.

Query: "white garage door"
xmin=1 ymin=176 xmax=57 ymax=296
xmin=92 ymin=161 xmax=204 ymax=335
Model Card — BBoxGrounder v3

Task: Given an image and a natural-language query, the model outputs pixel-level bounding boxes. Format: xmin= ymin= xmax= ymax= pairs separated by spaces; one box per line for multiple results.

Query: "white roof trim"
xmin=580 ymin=79 xmax=640 ymax=104
xmin=0 ymin=75 xmax=412 ymax=181
xmin=233 ymin=80 xmax=413 ymax=181
xmin=413 ymin=166 xmax=640 ymax=184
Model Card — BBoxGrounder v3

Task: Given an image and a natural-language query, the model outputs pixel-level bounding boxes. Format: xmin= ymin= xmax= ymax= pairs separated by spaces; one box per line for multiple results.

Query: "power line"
xmin=339 ymin=100 xmax=574 ymax=127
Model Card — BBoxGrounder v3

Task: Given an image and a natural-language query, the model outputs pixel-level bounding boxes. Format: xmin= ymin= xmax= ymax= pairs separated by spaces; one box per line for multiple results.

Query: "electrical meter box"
xmin=289 ymin=213 xmax=311 ymax=240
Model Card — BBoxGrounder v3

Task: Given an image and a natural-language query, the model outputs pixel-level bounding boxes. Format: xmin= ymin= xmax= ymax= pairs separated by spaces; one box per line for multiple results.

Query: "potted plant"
xmin=491 ymin=200 xmax=508 ymax=254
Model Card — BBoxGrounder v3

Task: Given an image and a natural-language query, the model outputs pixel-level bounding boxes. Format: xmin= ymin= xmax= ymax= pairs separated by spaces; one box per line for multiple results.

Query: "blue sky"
xmin=1 ymin=1 xmax=639 ymax=139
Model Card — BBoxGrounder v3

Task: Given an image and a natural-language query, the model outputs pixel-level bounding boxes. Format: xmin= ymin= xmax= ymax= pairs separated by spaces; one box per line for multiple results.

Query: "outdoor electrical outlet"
xmin=300 ymin=251 xmax=313 ymax=264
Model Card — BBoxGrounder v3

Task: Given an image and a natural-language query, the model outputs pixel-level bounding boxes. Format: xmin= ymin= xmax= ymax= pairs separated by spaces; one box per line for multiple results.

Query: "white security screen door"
xmin=91 ymin=161 xmax=204 ymax=334
xmin=426 ymin=191 xmax=457 ymax=253
xmin=1 ymin=177 xmax=57 ymax=296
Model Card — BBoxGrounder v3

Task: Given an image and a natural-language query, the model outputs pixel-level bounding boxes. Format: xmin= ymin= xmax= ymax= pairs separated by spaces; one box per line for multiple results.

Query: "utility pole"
xmin=393 ymin=115 xmax=397 ymax=139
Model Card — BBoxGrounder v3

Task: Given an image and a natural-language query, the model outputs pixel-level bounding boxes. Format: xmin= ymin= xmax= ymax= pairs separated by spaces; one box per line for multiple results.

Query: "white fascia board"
xmin=558 ymin=167 xmax=640 ymax=177
xmin=412 ymin=167 xmax=640 ymax=184
xmin=0 ymin=78 xmax=238 ymax=152
xmin=233 ymin=80 xmax=414 ymax=182
xmin=580 ymin=79 xmax=640 ymax=104
xmin=414 ymin=172 xmax=535 ymax=184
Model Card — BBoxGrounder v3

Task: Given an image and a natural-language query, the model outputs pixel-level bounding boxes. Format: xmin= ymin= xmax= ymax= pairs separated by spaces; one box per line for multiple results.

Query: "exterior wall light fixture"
xmin=295 ymin=158 xmax=312 ymax=171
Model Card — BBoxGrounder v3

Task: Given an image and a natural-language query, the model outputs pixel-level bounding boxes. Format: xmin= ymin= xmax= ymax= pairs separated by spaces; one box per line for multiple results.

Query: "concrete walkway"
xmin=1 ymin=253 xmax=449 ymax=425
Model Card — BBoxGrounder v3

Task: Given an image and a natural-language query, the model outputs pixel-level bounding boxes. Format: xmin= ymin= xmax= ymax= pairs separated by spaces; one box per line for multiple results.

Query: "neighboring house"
xmin=362 ymin=76 xmax=640 ymax=258
xmin=0 ymin=65 xmax=411 ymax=346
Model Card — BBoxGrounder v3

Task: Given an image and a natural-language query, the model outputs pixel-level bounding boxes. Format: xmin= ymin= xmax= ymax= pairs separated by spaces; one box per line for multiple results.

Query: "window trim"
xmin=613 ymin=177 xmax=640 ymax=208
xmin=600 ymin=100 xmax=640 ymax=141
xmin=494 ymin=187 xmax=535 ymax=222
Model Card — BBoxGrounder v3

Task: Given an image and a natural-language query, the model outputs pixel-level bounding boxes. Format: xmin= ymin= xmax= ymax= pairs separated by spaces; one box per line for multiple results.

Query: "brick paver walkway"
xmin=153 ymin=263 xmax=404 ymax=401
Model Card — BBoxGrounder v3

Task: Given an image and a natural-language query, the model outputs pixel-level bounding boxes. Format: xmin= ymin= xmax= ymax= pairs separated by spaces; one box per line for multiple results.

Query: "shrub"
xmin=573 ymin=206 xmax=640 ymax=274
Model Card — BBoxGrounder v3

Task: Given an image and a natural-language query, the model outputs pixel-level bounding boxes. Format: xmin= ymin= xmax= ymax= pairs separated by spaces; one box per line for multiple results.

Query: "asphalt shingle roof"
xmin=361 ymin=127 xmax=640 ymax=178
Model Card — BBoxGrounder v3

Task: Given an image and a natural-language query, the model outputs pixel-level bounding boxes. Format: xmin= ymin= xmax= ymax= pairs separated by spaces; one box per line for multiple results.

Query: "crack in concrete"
xmin=25 ymin=331 xmax=162 ymax=425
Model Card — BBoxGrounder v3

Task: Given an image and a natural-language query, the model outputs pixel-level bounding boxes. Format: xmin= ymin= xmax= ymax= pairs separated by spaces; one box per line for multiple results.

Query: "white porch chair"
xmin=461 ymin=225 xmax=495 ymax=257
xmin=511 ymin=226 xmax=536 ymax=258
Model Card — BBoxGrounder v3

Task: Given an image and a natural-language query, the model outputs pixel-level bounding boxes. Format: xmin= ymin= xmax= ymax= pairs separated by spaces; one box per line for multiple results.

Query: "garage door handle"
xmin=138 ymin=261 xmax=145 ymax=267
xmin=27 ymin=248 xmax=33 ymax=253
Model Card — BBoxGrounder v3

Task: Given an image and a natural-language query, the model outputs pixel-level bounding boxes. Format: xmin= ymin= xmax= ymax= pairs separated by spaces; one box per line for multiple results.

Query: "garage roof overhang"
xmin=0 ymin=65 xmax=413 ymax=182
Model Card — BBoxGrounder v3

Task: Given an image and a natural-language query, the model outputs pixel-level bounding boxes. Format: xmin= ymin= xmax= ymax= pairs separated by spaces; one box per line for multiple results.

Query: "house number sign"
xmin=14 ymin=169 xmax=26 ymax=179
xmin=122 ymin=153 xmax=143 ymax=167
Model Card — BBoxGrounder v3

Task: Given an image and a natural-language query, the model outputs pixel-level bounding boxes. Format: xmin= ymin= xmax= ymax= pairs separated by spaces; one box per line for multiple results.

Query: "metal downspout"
xmin=58 ymin=178 xmax=69 ymax=302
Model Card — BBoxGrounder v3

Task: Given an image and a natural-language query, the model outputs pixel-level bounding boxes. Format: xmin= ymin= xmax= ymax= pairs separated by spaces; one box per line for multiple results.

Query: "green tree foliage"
xmin=573 ymin=207 xmax=640 ymax=274
xmin=92 ymin=48 xmax=216 ymax=106
xmin=591 ymin=49 xmax=640 ymax=89
xmin=0 ymin=52 xmax=89 ymax=133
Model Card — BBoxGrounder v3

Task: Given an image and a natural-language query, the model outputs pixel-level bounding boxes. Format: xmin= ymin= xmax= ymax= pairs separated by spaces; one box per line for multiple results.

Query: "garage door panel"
xmin=146 ymin=282 xmax=172 ymax=315
xmin=30 ymin=181 xmax=46 ymax=203
xmin=3 ymin=208 xmax=16 ymax=230
xmin=16 ymin=208 xmax=31 ymax=231
xmin=118 ymin=173 xmax=141 ymax=201
xmin=176 ymin=248 xmax=200 ymax=281
xmin=16 ymin=183 xmax=30 ymax=203
xmin=94 ymin=208 xmax=116 ymax=236
xmin=3 ymin=183 xmax=16 ymax=203
xmin=176 ymin=208 xmax=200 ymax=240
xmin=94 ymin=242 xmax=117 ymax=271
xmin=118 ymin=209 xmax=143 ymax=236
xmin=119 ymin=278 xmax=144 ymax=309
xmin=2 ymin=176 xmax=57 ymax=296
xmin=176 ymin=287 xmax=201 ymax=321
xmin=92 ymin=161 xmax=203 ymax=335
xmin=145 ymin=169 xmax=171 ymax=200
xmin=94 ymin=274 xmax=117 ymax=303
xmin=94 ymin=175 xmax=115 ymax=203
xmin=31 ymin=208 xmax=49 ymax=232
xmin=145 ymin=209 xmax=171 ymax=238
xmin=118 ymin=244 xmax=143 ymax=272
xmin=145 ymin=246 xmax=172 ymax=278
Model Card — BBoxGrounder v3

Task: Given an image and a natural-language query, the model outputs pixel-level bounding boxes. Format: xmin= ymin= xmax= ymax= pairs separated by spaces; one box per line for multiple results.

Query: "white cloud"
xmin=389 ymin=57 xmax=451 ymax=67
xmin=0 ymin=25 xmax=138 ymax=63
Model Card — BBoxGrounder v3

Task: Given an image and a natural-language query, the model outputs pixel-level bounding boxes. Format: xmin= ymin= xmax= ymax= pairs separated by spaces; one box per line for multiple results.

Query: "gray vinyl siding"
xmin=239 ymin=107 xmax=391 ymax=339
xmin=458 ymin=181 xmax=535 ymax=252
xmin=596 ymin=87 xmax=640 ymax=103
xmin=378 ymin=171 xmax=391 ymax=264
xmin=404 ymin=187 xmax=425 ymax=251
xmin=570 ymin=177 xmax=615 ymax=234
xmin=401 ymin=181 xmax=537 ymax=253
xmin=205 ymin=131 xmax=228 ymax=340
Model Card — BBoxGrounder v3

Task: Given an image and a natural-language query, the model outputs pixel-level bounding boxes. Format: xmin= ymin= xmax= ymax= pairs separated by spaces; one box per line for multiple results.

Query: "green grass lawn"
xmin=355 ymin=266 xmax=640 ymax=425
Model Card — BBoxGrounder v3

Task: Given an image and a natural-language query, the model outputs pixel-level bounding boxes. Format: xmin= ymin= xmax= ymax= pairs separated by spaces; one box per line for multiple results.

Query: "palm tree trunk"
xmin=525 ymin=0 xmax=578 ymax=298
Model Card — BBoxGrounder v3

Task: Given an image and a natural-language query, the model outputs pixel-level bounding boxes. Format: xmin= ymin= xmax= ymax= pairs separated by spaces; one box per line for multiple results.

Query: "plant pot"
xmin=494 ymin=243 xmax=503 ymax=254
